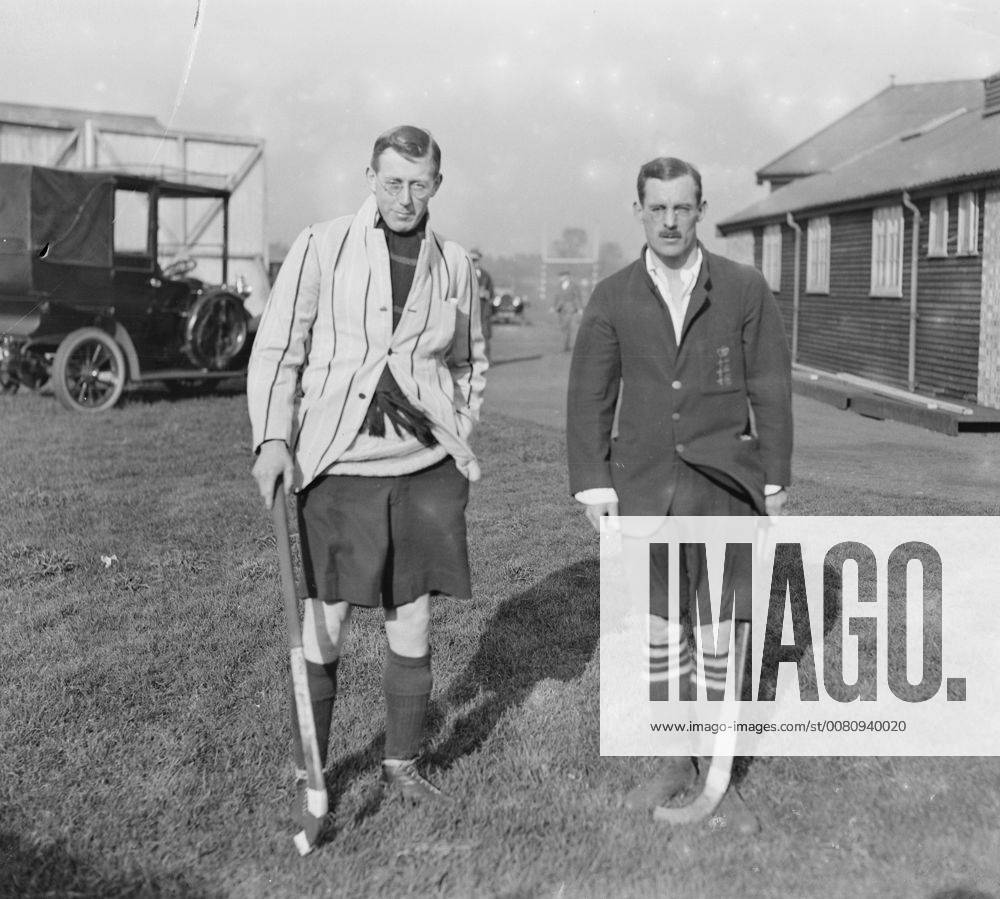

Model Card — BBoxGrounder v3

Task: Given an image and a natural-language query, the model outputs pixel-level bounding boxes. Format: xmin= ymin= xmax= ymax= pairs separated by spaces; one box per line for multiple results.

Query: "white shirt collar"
xmin=644 ymin=244 xmax=703 ymax=291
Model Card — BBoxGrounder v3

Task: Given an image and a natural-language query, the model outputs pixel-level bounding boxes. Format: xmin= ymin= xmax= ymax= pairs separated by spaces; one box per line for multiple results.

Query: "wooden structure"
xmin=718 ymin=74 xmax=1000 ymax=409
xmin=0 ymin=101 xmax=268 ymax=310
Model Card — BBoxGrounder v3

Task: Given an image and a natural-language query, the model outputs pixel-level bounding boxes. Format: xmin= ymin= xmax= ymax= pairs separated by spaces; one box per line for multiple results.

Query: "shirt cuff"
xmin=575 ymin=487 xmax=619 ymax=505
xmin=764 ymin=484 xmax=786 ymax=496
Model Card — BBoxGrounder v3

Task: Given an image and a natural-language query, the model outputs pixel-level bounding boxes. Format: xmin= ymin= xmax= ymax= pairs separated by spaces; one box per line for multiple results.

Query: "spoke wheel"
xmin=184 ymin=292 xmax=248 ymax=370
xmin=52 ymin=328 xmax=127 ymax=413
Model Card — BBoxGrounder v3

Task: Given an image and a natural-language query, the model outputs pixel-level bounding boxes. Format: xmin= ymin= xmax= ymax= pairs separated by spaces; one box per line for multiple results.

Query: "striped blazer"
xmin=247 ymin=195 xmax=488 ymax=490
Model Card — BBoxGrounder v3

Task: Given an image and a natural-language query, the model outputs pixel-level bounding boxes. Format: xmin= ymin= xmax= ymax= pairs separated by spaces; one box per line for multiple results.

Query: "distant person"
xmin=248 ymin=125 xmax=488 ymax=814
xmin=566 ymin=155 xmax=792 ymax=828
xmin=552 ymin=270 xmax=583 ymax=351
xmin=470 ymin=248 xmax=494 ymax=359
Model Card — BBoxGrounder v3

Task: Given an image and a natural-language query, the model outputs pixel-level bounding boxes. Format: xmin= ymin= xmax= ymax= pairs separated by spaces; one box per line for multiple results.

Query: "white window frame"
xmin=870 ymin=205 xmax=904 ymax=298
xmin=957 ymin=191 xmax=979 ymax=255
xmin=927 ymin=196 xmax=948 ymax=257
xmin=806 ymin=216 xmax=830 ymax=294
xmin=761 ymin=224 xmax=782 ymax=292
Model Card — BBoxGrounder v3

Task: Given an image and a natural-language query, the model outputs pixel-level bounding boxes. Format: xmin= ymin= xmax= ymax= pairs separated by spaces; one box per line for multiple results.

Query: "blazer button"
xmin=671 ymin=412 xmax=680 ymax=421
xmin=359 ymin=392 xmax=366 ymax=399
xmin=671 ymin=380 xmax=682 ymax=390
xmin=676 ymin=444 xmax=685 ymax=453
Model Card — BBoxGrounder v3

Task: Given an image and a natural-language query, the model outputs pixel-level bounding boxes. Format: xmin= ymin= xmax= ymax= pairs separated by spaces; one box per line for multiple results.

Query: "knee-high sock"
xmin=649 ymin=630 xmax=693 ymax=701
xmin=695 ymin=647 xmax=730 ymax=701
xmin=383 ymin=648 xmax=431 ymax=761
xmin=290 ymin=659 xmax=338 ymax=775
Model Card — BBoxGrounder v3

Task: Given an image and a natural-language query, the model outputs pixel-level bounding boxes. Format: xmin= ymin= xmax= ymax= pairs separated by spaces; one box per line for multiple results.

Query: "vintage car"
xmin=0 ymin=163 xmax=254 ymax=412
xmin=490 ymin=286 xmax=526 ymax=324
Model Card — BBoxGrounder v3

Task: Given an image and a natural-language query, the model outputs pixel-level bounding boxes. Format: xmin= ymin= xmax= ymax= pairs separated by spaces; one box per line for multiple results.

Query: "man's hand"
xmin=584 ymin=500 xmax=619 ymax=533
xmin=764 ymin=488 xmax=788 ymax=519
xmin=252 ymin=440 xmax=294 ymax=509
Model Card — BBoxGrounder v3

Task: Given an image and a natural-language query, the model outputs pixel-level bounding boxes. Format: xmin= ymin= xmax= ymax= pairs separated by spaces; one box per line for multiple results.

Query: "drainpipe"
xmin=786 ymin=212 xmax=802 ymax=363
xmin=901 ymin=192 xmax=921 ymax=392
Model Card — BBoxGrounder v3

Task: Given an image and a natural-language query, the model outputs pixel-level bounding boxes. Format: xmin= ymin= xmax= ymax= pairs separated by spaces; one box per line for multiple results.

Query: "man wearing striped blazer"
xmin=248 ymin=125 xmax=488 ymax=806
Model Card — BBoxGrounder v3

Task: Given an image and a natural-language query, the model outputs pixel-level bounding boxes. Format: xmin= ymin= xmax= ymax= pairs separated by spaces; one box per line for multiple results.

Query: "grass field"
xmin=2 ymin=384 xmax=1000 ymax=899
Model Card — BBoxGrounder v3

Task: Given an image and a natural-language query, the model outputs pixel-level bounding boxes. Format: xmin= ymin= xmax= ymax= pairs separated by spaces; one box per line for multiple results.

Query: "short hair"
xmin=371 ymin=125 xmax=441 ymax=175
xmin=636 ymin=157 xmax=703 ymax=205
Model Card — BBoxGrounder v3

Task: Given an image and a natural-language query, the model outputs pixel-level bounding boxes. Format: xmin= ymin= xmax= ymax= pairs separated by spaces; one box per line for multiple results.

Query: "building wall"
xmin=977 ymin=189 xmax=1000 ymax=408
xmin=795 ymin=207 xmax=912 ymax=388
xmin=747 ymin=197 xmax=986 ymax=403
xmin=913 ymin=190 xmax=984 ymax=403
xmin=750 ymin=221 xmax=798 ymax=347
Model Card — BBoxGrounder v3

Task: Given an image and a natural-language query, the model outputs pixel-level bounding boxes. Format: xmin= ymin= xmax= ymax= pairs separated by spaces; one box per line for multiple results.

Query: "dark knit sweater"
xmin=360 ymin=215 xmax=437 ymax=447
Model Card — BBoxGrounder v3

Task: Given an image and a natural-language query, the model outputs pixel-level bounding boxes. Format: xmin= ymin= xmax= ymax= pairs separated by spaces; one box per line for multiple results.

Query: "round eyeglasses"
xmin=377 ymin=174 xmax=434 ymax=201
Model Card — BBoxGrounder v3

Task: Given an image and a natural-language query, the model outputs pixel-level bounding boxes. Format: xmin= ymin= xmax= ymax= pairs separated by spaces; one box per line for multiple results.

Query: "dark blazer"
xmin=566 ymin=246 xmax=792 ymax=515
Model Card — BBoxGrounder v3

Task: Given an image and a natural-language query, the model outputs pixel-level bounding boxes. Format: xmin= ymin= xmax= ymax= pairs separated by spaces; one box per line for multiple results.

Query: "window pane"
xmin=958 ymin=192 xmax=979 ymax=254
xmin=762 ymin=224 xmax=781 ymax=291
xmin=114 ymin=190 xmax=150 ymax=255
xmin=928 ymin=196 xmax=947 ymax=256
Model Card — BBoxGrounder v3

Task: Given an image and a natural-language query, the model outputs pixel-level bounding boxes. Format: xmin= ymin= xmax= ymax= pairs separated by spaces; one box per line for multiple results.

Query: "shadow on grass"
xmin=320 ymin=558 xmax=600 ymax=829
xmin=430 ymin=557 xmax=600 ymax=763
xmin=0 ymin=830 xmax=222 ymax=899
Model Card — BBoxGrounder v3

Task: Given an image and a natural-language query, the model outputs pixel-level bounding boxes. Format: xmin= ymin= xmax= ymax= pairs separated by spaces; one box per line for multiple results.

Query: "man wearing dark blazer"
xmin=566 ymin=156 xmax=792 ymax=826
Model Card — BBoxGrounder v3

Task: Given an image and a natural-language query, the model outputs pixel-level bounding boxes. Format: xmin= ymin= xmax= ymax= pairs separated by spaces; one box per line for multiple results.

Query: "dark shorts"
xmin=297 ymin=458 xmax=472 ymax=609
xmin=649 ymin=461 xmax=755 ymax=623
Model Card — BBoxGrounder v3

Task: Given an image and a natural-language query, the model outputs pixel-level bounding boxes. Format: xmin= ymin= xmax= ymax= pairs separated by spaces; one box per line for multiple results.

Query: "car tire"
xmin=52 ymin=327 xmax=127 ymax=413
xmin=184 ymin=291 xmax=249 ymax=370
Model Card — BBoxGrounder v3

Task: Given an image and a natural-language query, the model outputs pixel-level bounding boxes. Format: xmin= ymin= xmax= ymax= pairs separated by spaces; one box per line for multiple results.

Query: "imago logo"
xmin=752 ymin=539 xmax=958 ymax=704
xmin=599 ymin=517 xmax=1000 ymax=757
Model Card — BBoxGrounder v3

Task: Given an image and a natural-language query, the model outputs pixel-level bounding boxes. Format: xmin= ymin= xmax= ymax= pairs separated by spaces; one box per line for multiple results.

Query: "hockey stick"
xmin=652 ymin=520 xmax=770 ymax=825
xmin=270 ymin=482 xmax=328 ymax=856
xmin=652 ymin=619 xmax=750 ymax=824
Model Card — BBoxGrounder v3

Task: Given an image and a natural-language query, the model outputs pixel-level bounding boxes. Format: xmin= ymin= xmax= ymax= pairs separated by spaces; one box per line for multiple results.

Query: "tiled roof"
xmin=718 ymin=101 xmax=1000 ymax=232
xmin=755 ymin=79 xmax=984 ymax=184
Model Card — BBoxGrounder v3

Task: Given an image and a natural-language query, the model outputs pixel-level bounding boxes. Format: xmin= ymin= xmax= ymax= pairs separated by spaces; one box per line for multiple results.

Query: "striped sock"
xmin=383 ymin=648 xmax=432 ymax=761
xmin=649 ymin=628 xmax=693 ymax=701
xmin=695 ymin=648 xmax=730 ymax=701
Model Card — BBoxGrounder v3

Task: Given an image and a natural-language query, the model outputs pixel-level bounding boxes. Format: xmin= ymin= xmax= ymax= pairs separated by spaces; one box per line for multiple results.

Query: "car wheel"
xmin=184 ymin=291 xmax=249 ymax=370
xmin=52 ymin=328 xmax=127 ymax=413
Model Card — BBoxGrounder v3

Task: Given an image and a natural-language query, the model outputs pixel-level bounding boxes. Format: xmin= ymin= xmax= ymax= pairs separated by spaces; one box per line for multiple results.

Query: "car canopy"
xmin=0 ymin=163 xmax=115 ymax=292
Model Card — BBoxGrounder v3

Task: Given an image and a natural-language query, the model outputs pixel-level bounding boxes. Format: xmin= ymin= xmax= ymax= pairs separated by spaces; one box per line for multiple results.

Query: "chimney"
xmin=984 ymin=71 xmax=1000 ymax=117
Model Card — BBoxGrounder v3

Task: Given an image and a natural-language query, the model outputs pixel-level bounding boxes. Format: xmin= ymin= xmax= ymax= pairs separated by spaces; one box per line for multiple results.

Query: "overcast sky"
xmin=3 ymin=0 xmax=1000 ymax=258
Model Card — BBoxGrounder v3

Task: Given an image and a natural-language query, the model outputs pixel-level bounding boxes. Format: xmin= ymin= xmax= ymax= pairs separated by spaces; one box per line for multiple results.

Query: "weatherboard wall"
xmin=978 ymin=190 xmax=1000 ymax=408
xmin=912 ymin=190 xmax=984 ymax=403
xmin=735 ymin=193 xmax=990 ymax=406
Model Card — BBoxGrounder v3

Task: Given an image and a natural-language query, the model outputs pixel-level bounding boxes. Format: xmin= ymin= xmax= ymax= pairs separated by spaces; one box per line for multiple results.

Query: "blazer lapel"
xmin=679 ymin=254 xmax=711 ymax=345
xmin=636 ymin=260 xmax=679 ymax=357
